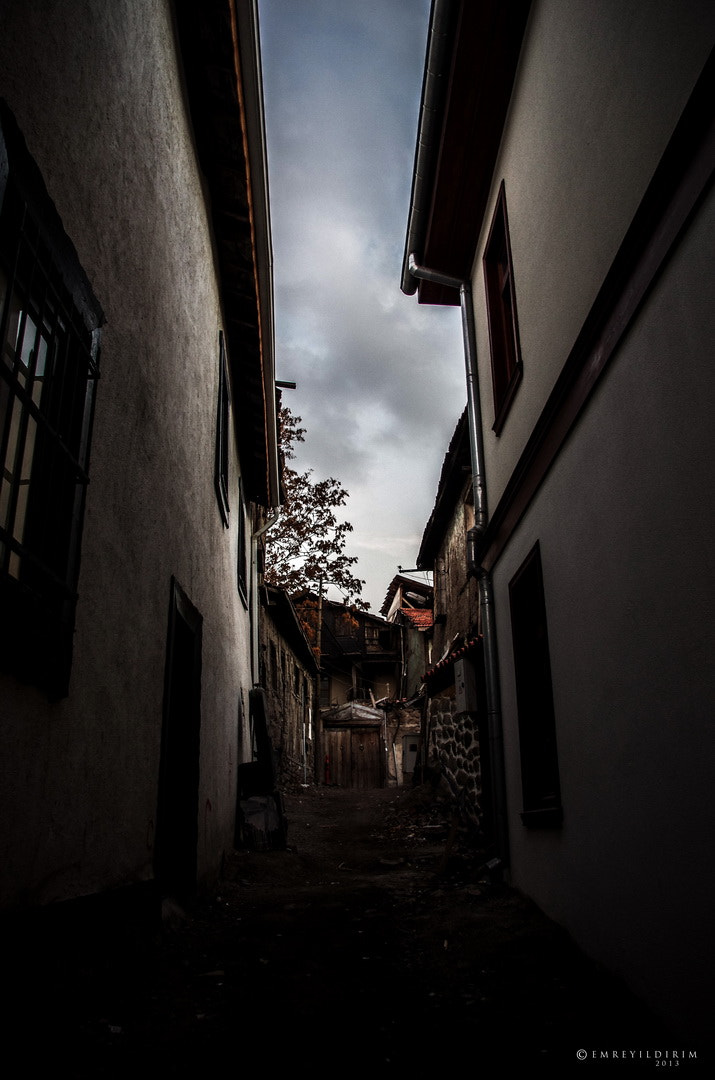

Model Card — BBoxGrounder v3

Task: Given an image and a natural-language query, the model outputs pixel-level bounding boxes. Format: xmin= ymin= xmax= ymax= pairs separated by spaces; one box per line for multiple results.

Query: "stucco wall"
xmin=472 ymin=0 xmax=715 ymax=507
xmin=491 ymin=187 xmax=715 ymax=1041
xmin=0 ymin=1 xmax=254 ymax=905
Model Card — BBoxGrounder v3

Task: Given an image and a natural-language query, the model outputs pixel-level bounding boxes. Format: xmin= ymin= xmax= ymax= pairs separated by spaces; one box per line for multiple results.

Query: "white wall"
xmin=492 ymin=187 xmax=715 ymax=1041
xmin=0 ymin=0 xmax=254 ymax=904
xmin=472 ymin=0 xmax=715 ymax=506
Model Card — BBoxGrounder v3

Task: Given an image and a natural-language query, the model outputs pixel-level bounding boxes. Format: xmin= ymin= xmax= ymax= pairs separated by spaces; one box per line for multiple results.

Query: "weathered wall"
xmin=0 ymin=0 xmax=255 ymax=906
xmin=403 ymin=625 xmax=431 ymax=698
xmin=261 ymin=622 xmax=315 ymax=788
xmin=427 ymin=694 xmax=482 ymax=828
xmin=322 ymin=670 xmax=353 ymax=708
xmin=432 ymin=499 xmax=478 ymax=661
xmin=383 ymin=705 xmax=421 ymax=787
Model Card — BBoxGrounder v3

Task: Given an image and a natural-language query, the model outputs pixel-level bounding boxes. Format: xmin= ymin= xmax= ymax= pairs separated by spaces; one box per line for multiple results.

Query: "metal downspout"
xmin=407 ymin=254 xmax=510 ymax=868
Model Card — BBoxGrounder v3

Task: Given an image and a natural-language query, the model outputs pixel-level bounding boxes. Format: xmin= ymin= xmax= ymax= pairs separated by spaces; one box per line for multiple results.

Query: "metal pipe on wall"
xmin=407 ymin=253 xmax=510 ymax=868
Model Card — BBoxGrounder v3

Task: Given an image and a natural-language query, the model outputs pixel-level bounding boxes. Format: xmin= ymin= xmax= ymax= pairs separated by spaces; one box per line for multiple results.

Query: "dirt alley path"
xmin=9 ymin=783 xmax=694 ymax=1076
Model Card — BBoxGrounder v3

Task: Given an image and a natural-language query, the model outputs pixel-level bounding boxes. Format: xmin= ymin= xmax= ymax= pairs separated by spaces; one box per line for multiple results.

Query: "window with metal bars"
xmin=0 ymin=102 xmax=102 ymax=697
xmin=483 ymin=181 xmax=523 ymax=434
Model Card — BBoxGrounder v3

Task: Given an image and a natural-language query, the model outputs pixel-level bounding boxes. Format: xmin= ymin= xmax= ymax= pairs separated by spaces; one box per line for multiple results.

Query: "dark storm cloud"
xmin=260 ymin=0 xmax=466 ymax=608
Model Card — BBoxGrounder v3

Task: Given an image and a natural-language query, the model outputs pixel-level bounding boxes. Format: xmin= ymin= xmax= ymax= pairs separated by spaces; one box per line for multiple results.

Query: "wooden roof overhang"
xmin=401 ymin=0 xmax=532 ymax=306
xmin=173 ymin=0 xmax=280 ymax=507
xmin=379 ymin=573 xmax=433 ymax=617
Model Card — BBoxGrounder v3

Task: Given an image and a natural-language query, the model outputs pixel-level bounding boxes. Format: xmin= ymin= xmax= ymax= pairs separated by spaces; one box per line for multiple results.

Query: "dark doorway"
xmin=509 ymin=542 xmax=562 ymax=827
xmin=155 ymin=578 xmax=203 ymax=901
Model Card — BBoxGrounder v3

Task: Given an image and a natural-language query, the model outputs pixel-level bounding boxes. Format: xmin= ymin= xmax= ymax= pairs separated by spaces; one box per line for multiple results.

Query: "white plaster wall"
xmin=491 ymin=187 xmax=715 ymax=1042
xmin=472 ymin=0 xmax=715 ymax=507
xmin=0 ymin=1 xmax=253 ymax=904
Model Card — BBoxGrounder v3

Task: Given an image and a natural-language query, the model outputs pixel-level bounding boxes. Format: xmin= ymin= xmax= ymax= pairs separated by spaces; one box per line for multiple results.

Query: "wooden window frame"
xmin=483 ymin=181 xmax=523 ymax=434
xmin=509 ymin=542 xmax=562 ymax=827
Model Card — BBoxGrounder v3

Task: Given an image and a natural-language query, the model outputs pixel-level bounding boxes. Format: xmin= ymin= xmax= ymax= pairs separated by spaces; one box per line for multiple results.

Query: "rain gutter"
xmin=407 ymin=255 xmax=509 ymax=869
xmin=400 ymin=0 xmax=459 ymax=296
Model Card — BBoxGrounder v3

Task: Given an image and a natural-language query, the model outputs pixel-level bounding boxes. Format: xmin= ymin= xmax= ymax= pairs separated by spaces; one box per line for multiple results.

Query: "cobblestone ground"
xmin=7 ymin=783 xmax=703 ymax=1076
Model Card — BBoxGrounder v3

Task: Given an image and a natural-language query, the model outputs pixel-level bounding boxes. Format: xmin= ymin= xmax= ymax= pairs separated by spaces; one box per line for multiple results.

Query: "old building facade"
xmin=259 ymin=584 xmax=318 ymax=787
xmin=315 ymin=599 xmax=402 ymax=708
xmin=403 ymin=0 xmax=715 ymax=1045
xmin=0 ymin=0 xmax=280 ymax=913
xmin=415 ymin=409 xmax=487 ymax=831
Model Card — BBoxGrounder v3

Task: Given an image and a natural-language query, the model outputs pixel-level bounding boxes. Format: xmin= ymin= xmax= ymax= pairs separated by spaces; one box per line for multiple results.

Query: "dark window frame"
xmin=214 ymin=330 xmax=230 ymax=527
xmin=236 ymin=475 xmax=248 ymax=606
xmin=509 ymin=542 xmax=562 ymax=827
xmin=483 ymin=181 xmax=523 ymax=435
xmin=155 ymin=577 xmax=203 ymax=900
xmin=0 ymin=101 xmax=103 ymax=698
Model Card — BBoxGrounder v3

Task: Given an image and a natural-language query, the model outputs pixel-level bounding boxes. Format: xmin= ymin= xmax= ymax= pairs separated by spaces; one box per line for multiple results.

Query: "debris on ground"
xmin=5 ymin=783 xmax=695 ymax=1075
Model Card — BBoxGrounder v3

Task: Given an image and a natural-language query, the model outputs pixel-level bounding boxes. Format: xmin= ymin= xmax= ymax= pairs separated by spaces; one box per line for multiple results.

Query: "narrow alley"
xmin=1 ymin=5 xmax=714 ymax=1073
xmin=7 ymin=783 xmax=686 ymax=1076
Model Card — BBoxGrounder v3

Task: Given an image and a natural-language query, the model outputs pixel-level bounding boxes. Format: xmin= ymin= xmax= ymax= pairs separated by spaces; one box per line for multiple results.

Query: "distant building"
xmin=380 ymin=573 xmax=434 ymax=699
xmin=315 ymin=599 xmax=402 ymax=708
xmin=295 ymin=597 xmax=403 ymax=789
xmin=0 ymin=0 xmax=279 ymax=914
xmin=402 ymin=0 xmax=715 ymax=1045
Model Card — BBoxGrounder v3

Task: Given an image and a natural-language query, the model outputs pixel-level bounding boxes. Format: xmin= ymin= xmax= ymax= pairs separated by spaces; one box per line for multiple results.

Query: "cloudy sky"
xmin=258 ymin=0 xmax=465 ymax=612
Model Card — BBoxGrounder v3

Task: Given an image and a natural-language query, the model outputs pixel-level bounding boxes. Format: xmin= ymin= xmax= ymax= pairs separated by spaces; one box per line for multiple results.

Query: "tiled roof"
xmin=401 ymin=607 xmax=433 ymax=629
xmin=422 ymin=635 xmax=482 ymax=683
xmin=380 ymin=573 xmax=433 ymax=615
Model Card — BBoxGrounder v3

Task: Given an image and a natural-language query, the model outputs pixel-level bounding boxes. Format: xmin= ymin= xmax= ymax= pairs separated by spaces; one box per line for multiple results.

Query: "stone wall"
xmin=261 ymin=625 xmax=315 ymax=789
xmin=427 ymin=694 xmax=482 ymax=830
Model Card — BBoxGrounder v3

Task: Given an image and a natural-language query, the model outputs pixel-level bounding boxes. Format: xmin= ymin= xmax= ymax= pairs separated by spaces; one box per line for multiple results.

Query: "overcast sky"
xmin=258 ymin=0 xmax=465 ymax=613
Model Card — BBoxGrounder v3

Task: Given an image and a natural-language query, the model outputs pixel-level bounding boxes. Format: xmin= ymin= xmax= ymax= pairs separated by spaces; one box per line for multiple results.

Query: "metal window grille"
xmin=0 ymin=104 xmax=102 ymax=696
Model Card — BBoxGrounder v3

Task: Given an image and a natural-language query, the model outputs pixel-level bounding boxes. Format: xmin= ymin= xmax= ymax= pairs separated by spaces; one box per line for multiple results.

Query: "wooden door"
xmin=323 ymin=726 xmax=384 ymax=788
xmin=350 ymin=728 xmax=383 ymax=789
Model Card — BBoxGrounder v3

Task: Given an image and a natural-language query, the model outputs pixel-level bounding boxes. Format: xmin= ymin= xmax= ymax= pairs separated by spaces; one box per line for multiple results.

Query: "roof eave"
xmin=173 ymin=0 xmax=280 ymax=508
xmin=417 ymin=407 xmax=470 ymax=569
xmin=401 ymin=0 xmax=532 ymax=307
xmin=234 ymin=0 xmax=281 ymax=508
